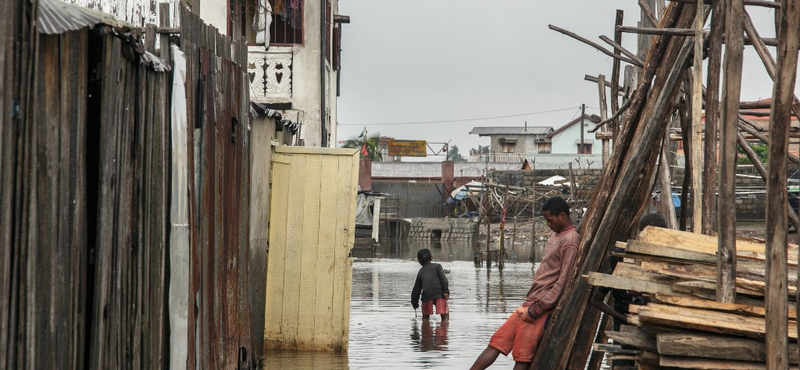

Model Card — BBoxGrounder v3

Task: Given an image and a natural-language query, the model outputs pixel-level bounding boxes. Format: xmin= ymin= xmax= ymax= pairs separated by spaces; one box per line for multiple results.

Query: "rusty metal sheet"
xmin=387 ymin=139 xmax=427 ymax=157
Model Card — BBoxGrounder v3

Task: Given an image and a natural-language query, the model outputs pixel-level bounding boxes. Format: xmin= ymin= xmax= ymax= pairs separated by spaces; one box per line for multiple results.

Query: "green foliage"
xmin=448 ymin=144 xmax=467 ymax=162
xmin=470 ymin=145 xmax=490 ymax=156
xmin=342 ymin=134 xmax=383 ymax=161
xmin=737 ymin=142 xmax=768 ymax=164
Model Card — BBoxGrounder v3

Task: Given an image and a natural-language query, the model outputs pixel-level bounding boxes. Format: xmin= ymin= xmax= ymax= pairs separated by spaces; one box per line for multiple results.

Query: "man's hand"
xmin=444 ymin=293 xmax=450 ymax=300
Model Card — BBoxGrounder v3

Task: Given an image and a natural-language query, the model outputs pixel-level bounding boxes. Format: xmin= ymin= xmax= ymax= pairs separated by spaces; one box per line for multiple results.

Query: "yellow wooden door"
xmin=264 ymin=146 xmax=359 ymax=351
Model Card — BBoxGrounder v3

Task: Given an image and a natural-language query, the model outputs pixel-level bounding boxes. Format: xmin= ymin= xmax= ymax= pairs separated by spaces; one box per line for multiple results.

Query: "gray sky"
xmin=335 ymin=1 xmax=793 ymax=159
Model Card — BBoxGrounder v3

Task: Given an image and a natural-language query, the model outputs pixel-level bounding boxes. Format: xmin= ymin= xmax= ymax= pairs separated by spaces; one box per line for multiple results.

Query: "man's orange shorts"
xmin=421 ymin=298 xmax=449 ymax=315
xmin=488 ymin=307 xmax=552 ymax=363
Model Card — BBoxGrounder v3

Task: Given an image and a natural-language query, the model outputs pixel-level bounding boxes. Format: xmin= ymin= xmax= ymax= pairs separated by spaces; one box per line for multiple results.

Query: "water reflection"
xmin=410 ymin=319 xmax=449 ymax=352
xmin=263 ymin=239 xmax=538 ymax=369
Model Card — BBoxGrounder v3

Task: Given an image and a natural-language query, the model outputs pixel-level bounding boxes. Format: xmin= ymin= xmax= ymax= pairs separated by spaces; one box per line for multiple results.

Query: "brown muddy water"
xmin=262 ymin=239 xmax=556 ymax=369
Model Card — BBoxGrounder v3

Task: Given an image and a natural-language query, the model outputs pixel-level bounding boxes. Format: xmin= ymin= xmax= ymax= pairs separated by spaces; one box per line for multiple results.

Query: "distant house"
xmin=547 ymin=114 xmax=600 ymax=154
xmin=469 ymin=124 xmax=554 ymax=155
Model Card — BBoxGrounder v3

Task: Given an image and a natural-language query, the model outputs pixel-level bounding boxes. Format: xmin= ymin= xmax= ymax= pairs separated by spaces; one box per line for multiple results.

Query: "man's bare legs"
xmin=513 ymin=361 xmax=531 ymax=370
xmin=470 ymin=346 xmax=501 ymax=370
xmin=471 ymin=346 xmax=531 ymax=370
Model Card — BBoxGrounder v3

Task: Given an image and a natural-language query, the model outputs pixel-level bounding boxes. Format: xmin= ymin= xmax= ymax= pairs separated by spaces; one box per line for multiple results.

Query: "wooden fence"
xmin=0 ymin=2 xmax=257 ymax=369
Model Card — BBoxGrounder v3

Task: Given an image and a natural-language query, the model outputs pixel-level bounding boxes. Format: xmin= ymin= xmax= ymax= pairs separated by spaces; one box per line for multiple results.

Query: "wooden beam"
xmin=585 ymin=74 xmax=625 ymax=94
xmin=598 ymin=75 xmax=610 ymax=166
xmin=549 ymin=25 xmax=643 ymax=67
xmin=610 ymin=10 xmax=625 ymax=142
xmin=637 ymin=303 xmax=798 ymax=339
xmin=766 ymin=0 xmax=800 ymax=367
xmin=669 ymin=0 xmax=781 ymax=8
xmin=718 ymin=0 xmax=742 ymax=304
xmin=618 ymin=25 xmax=698 ymax=36
xmin=691 ymin=0 xmax=705 ymax=234
xmin=599 ymin=35 xmax=647 ymax=67
xmin=702 ymin=0 xmax=722 ymax=236
xmin=658 ymin=332 xmax=799 ymax=364
xmin=659 ymin=129 xmax=679 ymax=229
xmin=640 ymin=0 xmax=661 ymax=27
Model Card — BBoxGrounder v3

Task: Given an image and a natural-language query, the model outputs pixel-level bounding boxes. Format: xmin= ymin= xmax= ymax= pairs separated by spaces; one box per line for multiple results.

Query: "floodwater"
xmin=262 ymin=239 xmax=543 ymax=370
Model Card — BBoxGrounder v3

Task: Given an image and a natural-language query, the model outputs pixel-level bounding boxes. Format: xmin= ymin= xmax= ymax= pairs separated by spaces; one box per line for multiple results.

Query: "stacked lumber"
xmin=587 ymin=226 xmax=800 ymax=369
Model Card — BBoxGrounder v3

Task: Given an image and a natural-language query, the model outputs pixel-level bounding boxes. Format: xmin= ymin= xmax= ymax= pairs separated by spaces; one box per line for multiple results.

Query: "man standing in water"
xmin=470 ymin=197 xmax=579 ymax=370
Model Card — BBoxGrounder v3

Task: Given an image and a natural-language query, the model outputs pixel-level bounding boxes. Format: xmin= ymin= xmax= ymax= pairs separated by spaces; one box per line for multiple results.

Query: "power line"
xmin=339 ymin=106 xmax=580 ymax=126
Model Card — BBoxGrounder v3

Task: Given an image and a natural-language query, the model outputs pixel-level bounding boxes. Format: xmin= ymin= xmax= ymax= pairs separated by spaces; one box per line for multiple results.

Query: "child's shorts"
xmin=421 ymin=298 xmax=449 ymax=315
xmin=488 ymin=306 xmax=552 ymax=363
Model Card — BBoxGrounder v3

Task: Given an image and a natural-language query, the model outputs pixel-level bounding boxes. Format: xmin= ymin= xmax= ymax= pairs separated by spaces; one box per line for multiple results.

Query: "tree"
xmin=448 ymin=144 xmax=467 ymax=162
xmin=737 ymin=142 xmax=768 ymax=164
xmin=342 ymin=134 xmax=382 ymax=161
xmin=470 ymin=145 xmax=490 ymax=156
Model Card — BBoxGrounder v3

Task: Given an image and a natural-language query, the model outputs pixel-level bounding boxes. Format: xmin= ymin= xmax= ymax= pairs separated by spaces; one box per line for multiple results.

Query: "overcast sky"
xmin=335 ymin=1 xmax=794 ymax=159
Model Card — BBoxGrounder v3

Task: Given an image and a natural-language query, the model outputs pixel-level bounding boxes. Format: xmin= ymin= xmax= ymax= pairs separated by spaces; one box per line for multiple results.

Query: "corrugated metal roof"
xmin=469 ymin=126 xmax=553 ymax=136
xmin=39 ymin=0 xmax=128 ymax=34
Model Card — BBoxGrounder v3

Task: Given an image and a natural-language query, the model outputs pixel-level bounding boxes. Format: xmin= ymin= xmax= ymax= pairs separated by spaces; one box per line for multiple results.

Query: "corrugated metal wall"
xmin=180 ymin=7 xmax=255 ymax=369
xmin=371 ymin=182 xmax=446 ymax=218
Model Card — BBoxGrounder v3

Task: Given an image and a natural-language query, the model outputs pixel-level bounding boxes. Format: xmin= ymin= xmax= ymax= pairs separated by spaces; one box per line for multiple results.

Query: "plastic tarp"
xmin=538 ymin=175 xmax=568 ymax=186
xmin=355 ymin=193 xmax=375 ymax=226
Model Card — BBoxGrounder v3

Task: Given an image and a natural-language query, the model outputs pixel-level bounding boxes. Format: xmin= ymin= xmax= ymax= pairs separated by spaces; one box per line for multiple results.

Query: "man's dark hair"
xmin=417 ymin=248 xmax=432 ymax=264
xmin=638 ymin=213 xmax=667 ymax=231
xmin=541 ymin=197 xmax=570 ymax=217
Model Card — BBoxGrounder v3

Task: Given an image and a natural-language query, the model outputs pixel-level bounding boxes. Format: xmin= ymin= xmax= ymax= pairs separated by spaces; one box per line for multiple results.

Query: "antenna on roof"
xmin=524 ymin=121 xmax=528 ymax=132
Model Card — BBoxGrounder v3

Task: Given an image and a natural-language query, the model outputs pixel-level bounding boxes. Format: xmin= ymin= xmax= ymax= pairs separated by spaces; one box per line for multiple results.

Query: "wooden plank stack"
xmin=588 ymin=226 xmax=799 ymax=369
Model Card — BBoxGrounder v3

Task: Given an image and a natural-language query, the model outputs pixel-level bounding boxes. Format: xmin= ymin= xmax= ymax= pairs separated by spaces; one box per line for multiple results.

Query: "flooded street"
xmin=263 ymin=240 xmax=539 ymax=369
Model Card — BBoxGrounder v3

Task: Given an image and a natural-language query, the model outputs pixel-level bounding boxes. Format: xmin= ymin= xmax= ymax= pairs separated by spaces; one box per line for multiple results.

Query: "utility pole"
xmin=580 ymin=103 xmax=586 ymax=154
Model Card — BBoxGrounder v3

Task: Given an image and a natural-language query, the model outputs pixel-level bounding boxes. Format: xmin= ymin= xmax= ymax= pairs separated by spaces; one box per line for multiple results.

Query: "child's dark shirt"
xmin=411 ymin=262 xmax=449 ymax=309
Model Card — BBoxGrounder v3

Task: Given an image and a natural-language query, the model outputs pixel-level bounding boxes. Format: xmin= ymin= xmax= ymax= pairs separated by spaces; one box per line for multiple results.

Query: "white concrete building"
xmin=547 ymin=114 xmax=598 ymax=154
xmin=245 ymin=0 xmax=347 ymax=147
xmin=62 ymin=0 xmax=346 ymax=148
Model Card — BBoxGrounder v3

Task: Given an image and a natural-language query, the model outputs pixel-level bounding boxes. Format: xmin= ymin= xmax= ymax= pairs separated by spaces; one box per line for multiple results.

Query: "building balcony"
xmin=248 ymin=47 xmax=293 ymax=102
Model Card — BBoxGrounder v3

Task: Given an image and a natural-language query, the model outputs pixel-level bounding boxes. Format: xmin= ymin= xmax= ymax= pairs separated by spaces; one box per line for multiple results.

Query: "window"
xmin=270 ymin=0 xmax=304 ymax=45
xmin=537 ymin=142 xmax=551 ymax=154
xmin=499 ymin=138 xmax=517 ymax=153
xmin=577 ymin=143 xmax=592 ymax=154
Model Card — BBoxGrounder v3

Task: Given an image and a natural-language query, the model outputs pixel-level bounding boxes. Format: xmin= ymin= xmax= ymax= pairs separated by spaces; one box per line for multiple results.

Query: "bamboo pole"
xmin=703 ymin=0 xmax=723 ymax=235
xmin=766 ymin=0 xmax=800 ymax=367
xmin=691 ymin=0 xmax=704 ymax=234
xmin=718 ymin=0 xmax=743 ymax=304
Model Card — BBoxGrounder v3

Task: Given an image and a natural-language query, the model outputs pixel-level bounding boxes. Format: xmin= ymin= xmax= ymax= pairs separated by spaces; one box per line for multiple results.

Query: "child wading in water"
xmin=411 ymin=249 xmax=450 ymax=320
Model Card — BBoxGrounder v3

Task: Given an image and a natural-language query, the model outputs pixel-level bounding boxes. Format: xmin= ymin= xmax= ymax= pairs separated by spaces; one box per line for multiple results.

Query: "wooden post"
xmin=568 ymin=162 xmax=577 ymax=201
xmin=660 ymin=126 xmax=679 ymax=228
xmin=766 ymin=0 xmax=800 ymax=367
xmin=598 ymin=74 xmax=610 ymax=166
xmin=691 ymin=0 xmax=704 ymax=234
xmin=703 ymin=0 xmax=723 ymax=235
xmin=611 ymin=10 xmax=624 ymax=142
xmin=718 ymin=0 xmax=743 ymax=304
xmin=530 ymin=162 xmax=537 ymax=262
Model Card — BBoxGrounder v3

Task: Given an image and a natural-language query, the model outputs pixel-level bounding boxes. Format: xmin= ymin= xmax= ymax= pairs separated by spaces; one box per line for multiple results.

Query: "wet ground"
xmin=262 ymin=240 xmax=540 ymax=369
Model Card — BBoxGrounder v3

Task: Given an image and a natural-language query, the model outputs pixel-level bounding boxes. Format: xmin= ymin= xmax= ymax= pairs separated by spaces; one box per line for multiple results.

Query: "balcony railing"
xmin=248 ymin=47 xmax=292 ymax=101
xmin=469 ymin=153 xmax=527 ymax=163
